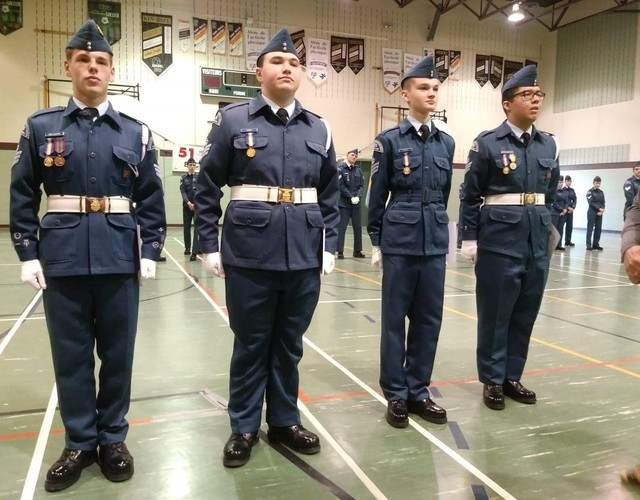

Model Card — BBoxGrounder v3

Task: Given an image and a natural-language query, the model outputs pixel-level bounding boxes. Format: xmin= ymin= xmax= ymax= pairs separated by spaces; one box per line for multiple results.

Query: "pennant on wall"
xmin=307 ymin=37 xmax=330 ymax=86
xmin=245 ymin=28 xmax=269 ymax=71
xmin=394 ymin=0 xmax=415 ymax=6
xmin=475 ymin=54 xmax=489 ymax=87
xmin=191 ymin=18 xmax=206 ymax=53
xmin=291 ymin=30 xmax=306 ymax=67
xmin=449 ymin=50 xmax=461 ymax=78
xmin=210 ymin=20 xmax=225 ymax=55
xmin=0 ymin=0 xmax=22 ymax=35
xmin=348 ymin=38 xmax=364 ymax=74
xmin=382 ymin=48 xmax=402 ymax=93
xmin=228 ymin=22 xmax=243 ymax=56
xmin=141 ymin=12 xmax=173 ymax=77
xmin=178 ymin=20 xmax=190 ymax=52
xmin=435 ymin=49 xmax=449 ymax=83
xmin=330 ymin=36 xmax=347 ymax=73
xmin=489 ymin=55 xmax=503 ymax=89
xmin=503 ymin=60 xmax=523 ymax=84
xmin=88 ymin=1 xmax=121 ymax=45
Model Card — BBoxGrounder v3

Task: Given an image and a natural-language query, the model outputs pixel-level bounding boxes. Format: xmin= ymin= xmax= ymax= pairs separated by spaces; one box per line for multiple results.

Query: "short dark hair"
xmin=559 ymin=175 xmax=564 ymax=181
xmin=593 ymin=176 xmax=601 ymax=183
xmin=564 ymin=175 xmax=571 ymax=181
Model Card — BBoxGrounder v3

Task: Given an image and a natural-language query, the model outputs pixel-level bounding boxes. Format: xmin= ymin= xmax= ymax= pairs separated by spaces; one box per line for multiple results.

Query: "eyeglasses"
xmin=512 ymin=90 xmax=546 ymax=101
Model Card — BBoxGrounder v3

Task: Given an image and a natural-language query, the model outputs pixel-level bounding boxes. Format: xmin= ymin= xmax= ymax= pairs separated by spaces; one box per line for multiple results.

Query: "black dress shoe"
xmin=566 ymin=242 xmax=575 ymax=247
xmin=337 ymin=252 xmax=344 ymax=260
xmin=158 ymin=255 xmax=167 ymax=262
xmin=268 ymin=425 xmax=320 ymax=454
xmin=483 ymin=384 xmax=505 ymax=410
xmin=190 ymin=254 xmax=197 ymax=261
xmin=586 ymin=246 xmax=593 ymax=251
xmin=407 ymin=398 xmax=447 ymax=424
xmin=184 ymin=249 xmax=191 ymax=255
xmin=503 ymin=380 xmax=536 ymax=404
xmin=555 ymin=246 xmax=565 ymax=251
xmin=385 ymin=400 xmax=408 ymax=428
xmin=45 ymin=448 xmax=97 ymax=492
xmin=353 ymin=251 xmax=366 ymax=258
xmin=594 ymin=245 xmax=604 ymax=251
xmin=99 ymin=442 xmax=134 ymax=482
xmin=223 ymin=432 xmax=259 ymax=468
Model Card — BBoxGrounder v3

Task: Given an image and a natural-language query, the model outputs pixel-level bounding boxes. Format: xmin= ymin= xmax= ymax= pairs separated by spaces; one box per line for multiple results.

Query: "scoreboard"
xmin=200 ymin=67 xmax=260 ymax=99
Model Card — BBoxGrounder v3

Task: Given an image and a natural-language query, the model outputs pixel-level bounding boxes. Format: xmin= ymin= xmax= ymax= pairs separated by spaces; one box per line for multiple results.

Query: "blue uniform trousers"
xmin=586 ymin=210 xmax=602 ymax=247
xmin=224 ymin=266 xmax=320 ymax=433
xmin=380 ymin=254 xmax=445 ymax=401
xmin=337 ymin=205 xmax=363 ymax=253
xmin=475 ymin=247 xmax=548 ymax=384
xmin=564 ymin=213 xmax=574 ymax=244
xmin=551 ymin=213 xmax=566 ymax=247
xmin=182 ymin=206 xmax=200 ymax=254
xmin=43 ymin=275 xmax=139 ymax=450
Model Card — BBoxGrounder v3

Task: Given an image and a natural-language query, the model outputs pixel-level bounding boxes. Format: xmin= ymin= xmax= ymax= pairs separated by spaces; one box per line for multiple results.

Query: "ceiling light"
xmin=508 ymin=3 xmax=525 ymax=22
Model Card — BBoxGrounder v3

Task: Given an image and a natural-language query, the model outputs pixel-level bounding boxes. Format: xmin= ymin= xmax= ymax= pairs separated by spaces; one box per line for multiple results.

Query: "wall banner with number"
xmin=172 ymin=144 xmax=204 ymax=172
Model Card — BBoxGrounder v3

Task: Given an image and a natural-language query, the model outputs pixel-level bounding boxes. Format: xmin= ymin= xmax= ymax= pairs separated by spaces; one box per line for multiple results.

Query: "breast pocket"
xmin=39 ymin=141 xmax=75 ymax=184
xmin=112 ymin=146 xmax=140 ymax=190
xmin=305 ymin=140 xmax=328 ymax=179
xmin=433 ymin=156 xmax=451 ymax=186
xmin=537 ymin=158 xmax=557 ymax=186
xmin=392 ymin=154 xmax=422 ymax=189
xmin=233 ymin=135 xmax=269 ymax=157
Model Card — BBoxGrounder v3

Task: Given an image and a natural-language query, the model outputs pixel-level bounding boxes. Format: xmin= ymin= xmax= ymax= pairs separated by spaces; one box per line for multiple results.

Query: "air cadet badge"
xmin=469 ymin=140 xmax=479 ymax=153
xmin=373 ymin=140 xmax=384 ymax=154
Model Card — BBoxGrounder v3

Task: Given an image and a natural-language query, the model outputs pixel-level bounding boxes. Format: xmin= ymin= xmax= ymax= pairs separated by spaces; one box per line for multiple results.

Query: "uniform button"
xmin=55 ymin=219 xmax=61 ymax=226
xmin=286 ymin=206 xmax=291 ymax=211
xmin=247 ymin=218 xmax=252 ymax=224
xmin=285 ymin=179 xmax=291 ymax=185
xmin=90 ymin=177 xmax=97 ymax=183
xmin=90 ymin=152 xmax=96 ymax=158
xmin=286 ymin=153 xmax=291 ymax=159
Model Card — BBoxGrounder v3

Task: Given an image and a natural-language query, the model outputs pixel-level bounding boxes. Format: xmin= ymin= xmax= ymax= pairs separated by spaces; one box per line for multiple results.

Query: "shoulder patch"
xmin=213 ymin=110 xmax=222 ymax=126
xmin=373 ymin=140 xmax=384 ymax=154
xmin=21 ymin=122 xmax=30 ymax=140
xmin=469 ymin=140 xmax=479 ymax=153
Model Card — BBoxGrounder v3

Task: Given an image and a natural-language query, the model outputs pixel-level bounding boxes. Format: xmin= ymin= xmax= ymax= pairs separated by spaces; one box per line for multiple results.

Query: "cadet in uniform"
xmin=337 ymin=148 xmax=365 ymax=259
xmin=367 ymin=56 xmax=453 ymax=429
xmin=562 ymin=175 xmax=576 ymax=246
xmin=586 ymin=176 xmax=605 ymax=250
xmin=180 ymin=157 xmax=200 ymax=260
xmin=622 ymin=162 xmax=640 ymax=221
xmin=551 ymin=175 xmax=569 ymax=251
xmin=9 ymin=21 xmax=166 ymax=491
xmin=460 ymin=65 xmax=559 ymax=410
xmin=195 ymin=29 xmax=339 ymax=467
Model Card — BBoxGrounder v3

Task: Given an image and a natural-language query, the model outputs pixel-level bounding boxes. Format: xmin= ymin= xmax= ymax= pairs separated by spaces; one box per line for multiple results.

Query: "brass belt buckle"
xmin=523 ymin=193 xmax=536 ymax=205
xmin=278 ymin=188 xmax=294 ymax=203
xmin=85 ymin=197 xmax=105 ymax=213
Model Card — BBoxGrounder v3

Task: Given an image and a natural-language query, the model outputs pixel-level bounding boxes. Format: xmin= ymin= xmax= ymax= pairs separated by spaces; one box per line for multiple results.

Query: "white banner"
xmin=382 ymin=48 xmax=402 ymax=93
xmin=172 ymin=144 xmax=205 ymax=172
xmin=307 ymin=37 xmax=330 ymax=87
xmin=403 ymin=53 xmax=422 ymax=75
xmin=245 ymin=28 xmax=269 ymax=71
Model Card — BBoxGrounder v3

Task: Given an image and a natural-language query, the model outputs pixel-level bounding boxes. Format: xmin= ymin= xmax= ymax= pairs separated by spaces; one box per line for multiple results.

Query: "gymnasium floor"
xmin=2 ymin=227 xmax=640 ymax=499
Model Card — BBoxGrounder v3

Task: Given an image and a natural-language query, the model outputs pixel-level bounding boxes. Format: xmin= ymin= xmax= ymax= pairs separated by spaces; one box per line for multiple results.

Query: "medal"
xmin=403 ymin=166 xmax=411 ymax=175
xmin=44 ymin=156 xmax=54 ymax=167
xmin=242 ymin=128 xmax=257 ymax=158
xmin=509 ymin=153 xmax=517 ymax=170
xmin=54 ymin=135 xmax=66 ymax=167
xmin=247 ymin=147 xmax=255 ymax=158
xmin=54 ymin=155 xmax=65 ymax=167
xmin=399 ymin=148 xmax=412 ymax=175
xmin=502 ymin=166 xmax=510 ymax=175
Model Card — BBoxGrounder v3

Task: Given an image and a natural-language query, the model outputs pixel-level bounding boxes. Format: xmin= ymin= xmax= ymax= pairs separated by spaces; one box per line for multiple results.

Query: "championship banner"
xmin=178 ymin=20 xmax=190 ymax=52
xmin=210 ymin=20 xmax=225 ymax=54
xmin=172 ymin=144 xmax=204 ymax=172
xmin=348 ymin=38 xmax=364 ymax=75
xmin=489 ymin=55 xmax=503 ymax=89
xmin=475 ymin=54 xmax=489 ymax=87
xmin=245 ymin=27 xmax=269 ymax=71
xmin=330 ymin=36 xmax=347 ymax=74
xmin=449 ymin=50 xmax=461 ymax=78
xmin=382 ymin=47 xmax=401 ymax=93
xmin=0 ymin=0 xmax=22 ymax=36
xmin=141 ymin=13 xmax=172 ymax=77
xmin=503 ymin=60 xmax=523 ymax=84
xmin=435 ymin=48 xmax=449 ymax=83
xmin=394 ymin=0 xmax=414 ymax=6
xmin=291 ymin=30 xmax=306 ymax=66
xmin=228 ymin=22 xmax=243 ymax=56
xmin=192 ymin=18 xmax=207 ymax=53
xmin=403 ymin=53 xmax=421 ymax=74
xmin=88 ymin=1 xmax=120 ymax=45
xmin=307 ymin=37 xmax=330 ymax=86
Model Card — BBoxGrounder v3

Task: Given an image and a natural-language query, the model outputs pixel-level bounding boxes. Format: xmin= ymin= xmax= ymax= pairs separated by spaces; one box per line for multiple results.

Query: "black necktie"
xmin=419 ymin=124 xmax=430 ymax=140
xmin=80 ymin=107 xmax=99 ymax=121
xmin=276 ymin=108 xmax=289 ymax=124
xmin=521 ymin=132 xmax=530 ymax=146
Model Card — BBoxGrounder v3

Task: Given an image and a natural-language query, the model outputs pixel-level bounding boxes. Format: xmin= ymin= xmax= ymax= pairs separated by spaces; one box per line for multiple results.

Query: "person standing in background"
xmin=551 ymin=175 xmax=568 ymax=251
xmin=562 ymin=175 xmax=576 ymax=246
xmin=460 ymin=64 xmax=559 ymax=411
xmin=586 ymin=176 xmax=605 ymax=250
xmin=180 ymin=157 xmax=200 ymax=261
xmin=9 ymin=20 xmax=166 ymax=492
xmin=367 ymin=55 xmax=454 ymax=429
xmin=336 ymin=148 xmax=365 ymax=259
xmin=623 ymin=162 xmax=640 ymax=221
xmin=195 ymin=28 xmax=339 ymax=468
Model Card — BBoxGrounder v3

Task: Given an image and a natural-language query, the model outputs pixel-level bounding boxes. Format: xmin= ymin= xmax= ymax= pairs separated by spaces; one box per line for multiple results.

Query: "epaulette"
xmin=380 ymin=125 xmax=400 ymax=137
xmin=223 ymin=101 xmax=248 ymax=113
xmin=30 ymin=106 xmax=65 ymax=119
xmin=304 ymin=108 xmax=324 ymax=120
xmin=432 ymin=119 xmax=453 ymax=138
xmin=478 ymin=130 xmax=493 ymax=138
xmin=118 ymin=111 xmax=147 ymax=126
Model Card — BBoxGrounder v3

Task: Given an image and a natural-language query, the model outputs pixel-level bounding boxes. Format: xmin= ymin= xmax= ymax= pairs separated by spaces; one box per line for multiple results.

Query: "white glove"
xmin=140 ymin=258 xmax=157 ymax=280
xmin=371 ymin=246 xmax=383 ymax=269
xmin=323 ymin=251 xmax=335 ymax=275
xmin=461 ymin=240 xmax=478 ymax=264
xmin=351 ymin=196 xmax=359 ymax=205
xmin=21 ymin=259 xmax=47 ymax=290
xmin=205 ymin=252 xmax=225 ymax=278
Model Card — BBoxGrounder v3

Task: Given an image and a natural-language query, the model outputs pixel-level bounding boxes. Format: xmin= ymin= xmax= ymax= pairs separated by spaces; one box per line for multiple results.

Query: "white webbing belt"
xmin=46 ymin=195 xmax=131 ymax=214
xmin=230 ymin=185 xmax=318 ymax=204
xmin=484 ymin=193 xmax=545 ymax=206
